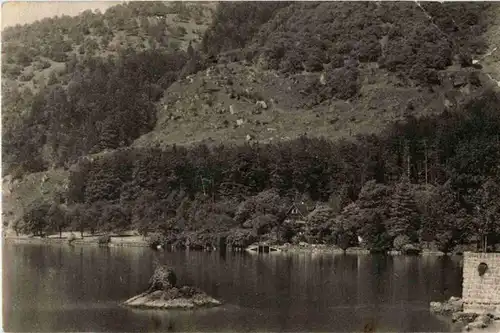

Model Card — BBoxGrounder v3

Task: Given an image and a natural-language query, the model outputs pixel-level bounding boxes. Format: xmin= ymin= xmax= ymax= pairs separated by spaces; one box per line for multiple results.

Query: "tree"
xmin=386 ymin=178 xmax=420 ymax=241
xmin=234 ymin=189 xmax=290 ymax=243
xmin=86 ymin=202 xmax=103 ymax=234
xmin=331 ymin=214 xmax=358 ymax=251
xmin=22 ymin=203 xmax=51 ymax=236
xmin=99 ymin=204 xmax=131 ymax=233
xmin=12 ymin=219 xmax=23 ymax=236
xmin=468 ymin=178 xmax=500 ymax=251
xmin=421 ymin=182 xmax=472 ymax=252
xmin=47 ymin=203 xmax=68 ymax=238
xmin=67 ymin=204 xmax=87 ymax=238
xmin=336 ymin=181 xmax=392 ymax=251
xmin=304 ymin=205 xmax=337 ymax=244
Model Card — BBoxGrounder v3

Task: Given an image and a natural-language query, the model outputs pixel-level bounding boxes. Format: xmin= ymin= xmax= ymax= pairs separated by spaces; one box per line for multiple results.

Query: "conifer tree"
xmin=386 ymin=177 xmax=420 ymax=241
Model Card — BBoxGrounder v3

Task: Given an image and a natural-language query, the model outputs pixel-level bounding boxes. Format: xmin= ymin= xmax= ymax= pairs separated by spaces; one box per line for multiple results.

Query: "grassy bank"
xmin=3 ymin=231 xmax=149 ymax=247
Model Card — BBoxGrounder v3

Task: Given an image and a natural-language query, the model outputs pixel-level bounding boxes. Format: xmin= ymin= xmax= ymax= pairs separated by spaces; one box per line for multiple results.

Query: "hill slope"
xmin=134 ymin=1 xmax=499 ymax=148
xmin=3 ymin=2 xmax=500 ymax=252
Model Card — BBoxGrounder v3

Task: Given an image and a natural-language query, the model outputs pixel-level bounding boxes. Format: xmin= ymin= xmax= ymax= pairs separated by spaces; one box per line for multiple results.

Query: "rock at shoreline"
xmin=464 ymin=314 xmax=494 ymax=331
xmin=430 ymin=297 xmax=500 ymax=332
xmin=453 ymin=312 xmax=479 ymax=324
xmin=123 ymin=265 xmax=221 ymax=310
xmin=430 ymin=296 xmax=464 ymax=315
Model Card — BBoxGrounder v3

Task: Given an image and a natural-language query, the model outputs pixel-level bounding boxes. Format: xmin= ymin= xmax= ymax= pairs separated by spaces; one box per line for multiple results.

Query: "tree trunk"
xmin=80 ymin=228 xmax=84 ymax=238
xmin=424 ymin=140 xmax=428 ymax=185
xmin=59 ymin=228 xmax=62 ymax=239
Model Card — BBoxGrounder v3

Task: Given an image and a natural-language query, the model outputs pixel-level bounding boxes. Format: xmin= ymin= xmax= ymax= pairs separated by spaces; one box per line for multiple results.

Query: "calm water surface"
xmin=4 ymin=243 xmax=464 ymax=332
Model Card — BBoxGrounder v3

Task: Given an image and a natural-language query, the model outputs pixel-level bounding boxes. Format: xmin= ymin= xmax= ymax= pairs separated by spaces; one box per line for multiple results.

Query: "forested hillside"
xmin=3 ymin=2 xmax=500 ymax=253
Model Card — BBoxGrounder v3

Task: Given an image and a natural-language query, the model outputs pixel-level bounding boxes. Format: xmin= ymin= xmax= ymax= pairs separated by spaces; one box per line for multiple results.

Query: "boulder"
xmin=430 ymin=296 xmax=463 ymax=315
xmin=452 ymin=312 xmax=479 ymax=324
xmin=464 ymin=314 xmax=493 ymax=331
xmin=256 ymin=100 xmax=268 ymax=110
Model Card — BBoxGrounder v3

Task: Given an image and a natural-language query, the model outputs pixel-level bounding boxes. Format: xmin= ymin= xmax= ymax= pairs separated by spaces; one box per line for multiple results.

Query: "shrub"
xmin=33 ymin=60 xmax=52 ymax=71
xmin=19 ymin=71 xmax=35 ymax=82
xmin=226 ymin=228 xmax=257 ymax=248
xmin=393 ymin=234 xmax=411 ymax=251
xmin=177 ymin=26 xmax=187 ymax=36
xmin=98 ymin=234 xmax=111 ymax=245
xmin=3 ymin=65 xmax=22 ymax=79
xmin=402 ymin=243 xmax=421 ymax=255
xmin=147 ymin=232 xmax=166 ymax=249
xmin=305 ymin=65 xmax=360 ymax=105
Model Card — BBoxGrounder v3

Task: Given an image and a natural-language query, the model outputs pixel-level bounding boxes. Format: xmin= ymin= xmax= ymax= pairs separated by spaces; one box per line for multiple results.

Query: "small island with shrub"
xmin=123 ymin=264 xmax=221 ymax=310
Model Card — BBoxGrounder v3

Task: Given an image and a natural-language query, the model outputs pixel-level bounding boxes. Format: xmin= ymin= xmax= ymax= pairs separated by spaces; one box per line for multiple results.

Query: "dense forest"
xmin=4 ymin=2 xmax=500 ymax=253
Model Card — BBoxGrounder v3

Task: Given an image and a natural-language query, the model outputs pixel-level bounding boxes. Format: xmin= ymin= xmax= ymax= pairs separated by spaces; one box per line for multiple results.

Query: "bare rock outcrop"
xmin=123 ymin=265 xmax=221 ymax=309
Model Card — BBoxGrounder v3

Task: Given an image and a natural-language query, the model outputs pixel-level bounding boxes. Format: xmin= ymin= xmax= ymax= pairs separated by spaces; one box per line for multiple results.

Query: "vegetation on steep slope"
xmin=2 ymin=1 xmax=213 ymax=80
xmin=15 ymin=91 xmax=500 ymax=252
xmin=205 ymin=2 xmax=491 ymax=90
xmin=2 ymin=2 xmax=215 ymax=176
xmin=4 ymin=2 xmax=500 ymax=253
xmin=2 ymin=49 xmax=189 ymax=176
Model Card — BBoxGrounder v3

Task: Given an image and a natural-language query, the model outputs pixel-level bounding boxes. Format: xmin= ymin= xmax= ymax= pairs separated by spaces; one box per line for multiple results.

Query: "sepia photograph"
xmin=2 ymin=1 xmax=500 ymax=332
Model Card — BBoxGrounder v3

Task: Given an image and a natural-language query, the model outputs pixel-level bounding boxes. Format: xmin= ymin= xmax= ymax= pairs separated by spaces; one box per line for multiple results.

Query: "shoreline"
xmin=4 ymin=235 xmax=454 ymax=256
xmin=430 ymin=297 xmax=500 ymax=333
xmin=3 ymin=235 xmax=150 ymax=247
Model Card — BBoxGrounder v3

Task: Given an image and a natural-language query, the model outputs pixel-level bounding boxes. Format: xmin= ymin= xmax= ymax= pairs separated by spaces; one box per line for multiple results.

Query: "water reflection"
xmin=4 ymin=243 xmax=462 ymax=332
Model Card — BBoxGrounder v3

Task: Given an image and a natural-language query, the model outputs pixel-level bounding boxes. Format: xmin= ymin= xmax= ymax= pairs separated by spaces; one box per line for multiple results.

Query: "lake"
xmin=3 ymin=242 xmax=464 ymax=332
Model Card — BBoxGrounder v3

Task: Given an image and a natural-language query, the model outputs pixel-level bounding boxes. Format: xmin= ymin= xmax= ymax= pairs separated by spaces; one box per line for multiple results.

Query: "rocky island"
xmin=123 ymin=265 xmax=221 ymax=310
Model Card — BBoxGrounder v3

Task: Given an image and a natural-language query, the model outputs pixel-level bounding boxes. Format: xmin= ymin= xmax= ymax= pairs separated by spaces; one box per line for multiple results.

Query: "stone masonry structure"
xmin=462 ymin=252 xmax=500 ymax=315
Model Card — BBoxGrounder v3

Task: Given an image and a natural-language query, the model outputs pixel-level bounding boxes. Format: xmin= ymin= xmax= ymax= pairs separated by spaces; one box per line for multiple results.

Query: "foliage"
xmin=226 ymin=228 xmax=258 ymax=248
xmin=47 ymin=203 xmax=68 ymax=238
xmin=386 ymin=179 xmax=420 ymax=241
xmin=304 ymin=205 xmax=337 ymax=244
xmin=420 ymin=182 xmax=473 ymax=253
xmin=4 ymin=2 xmax=500 ymax=252
xmin=393 ymin=235 xmax=412 ymax=252
xmin=12 ymin=219 xmax=23 ymax=236
xmin=202 ymin=2 xmax=289 ymax=57
xmin=3 ymin=49 xmax=188 ymax=175
xmin=307 ymin=64 xmax=360 ymax=104
xmin=98 ymin=234 xmax=111 ymax=245
xmin=21 ymin=202 xmax=51 ymax=236
xmin=147 ymin=232 xmax=167 ymax=249
xmin=466 ymin=178 xmax=500 ymax=250
xmin=58 ymin=91 xmax=500 ymax=250
xmin=203 ymin=2 xmax=490 ymax=88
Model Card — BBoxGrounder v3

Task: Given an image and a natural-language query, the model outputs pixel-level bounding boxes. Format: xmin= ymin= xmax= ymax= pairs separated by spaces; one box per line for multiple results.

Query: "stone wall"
xmin=462 ymin=252 xmax=500 ymax=315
